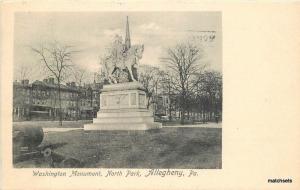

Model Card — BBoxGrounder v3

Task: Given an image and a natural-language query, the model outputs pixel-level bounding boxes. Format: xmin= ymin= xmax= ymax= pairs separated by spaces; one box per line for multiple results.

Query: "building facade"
xmin=13 ymin=78 xmax=102 ymax=121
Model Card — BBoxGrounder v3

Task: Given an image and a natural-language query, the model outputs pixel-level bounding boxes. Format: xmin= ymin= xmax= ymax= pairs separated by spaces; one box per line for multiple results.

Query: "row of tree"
xmin=28 ymin=39 xmax=221 ymax=126
xmin=139 ymin=42 xmax=222 ymax=124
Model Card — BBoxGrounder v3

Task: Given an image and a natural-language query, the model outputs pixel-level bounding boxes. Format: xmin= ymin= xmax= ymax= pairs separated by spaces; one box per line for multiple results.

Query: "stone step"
xmin=84 ymin=122 xmax=162 ymax=131
xmin=97 ymin=111 xmax=153 ymax=118
xmin=93 ymin=116 xmax=154 ymax=123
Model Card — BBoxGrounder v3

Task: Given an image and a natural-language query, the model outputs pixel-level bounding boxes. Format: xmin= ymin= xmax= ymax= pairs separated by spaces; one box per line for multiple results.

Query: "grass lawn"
xmin=40 ymin=127 xmax=221 ymax=169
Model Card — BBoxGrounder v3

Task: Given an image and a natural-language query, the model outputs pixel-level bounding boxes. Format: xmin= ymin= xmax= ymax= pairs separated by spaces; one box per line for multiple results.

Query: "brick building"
xmin=13 ymin=78 xmax=102 ymax=121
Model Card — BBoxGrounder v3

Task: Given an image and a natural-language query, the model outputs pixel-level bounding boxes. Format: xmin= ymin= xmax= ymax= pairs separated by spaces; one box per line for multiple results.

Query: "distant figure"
xmin=215 ymin=113 xmax=220 ymax=123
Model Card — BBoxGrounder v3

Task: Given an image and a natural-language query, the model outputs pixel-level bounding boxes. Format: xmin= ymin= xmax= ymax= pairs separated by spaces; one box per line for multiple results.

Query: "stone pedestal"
xmin=84 ymin=82 xmax=162 ymax=131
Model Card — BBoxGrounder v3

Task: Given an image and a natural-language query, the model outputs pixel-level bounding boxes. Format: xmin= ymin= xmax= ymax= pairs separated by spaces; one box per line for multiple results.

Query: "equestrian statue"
xmin=101 ymin=17 xmax=144 ymax=84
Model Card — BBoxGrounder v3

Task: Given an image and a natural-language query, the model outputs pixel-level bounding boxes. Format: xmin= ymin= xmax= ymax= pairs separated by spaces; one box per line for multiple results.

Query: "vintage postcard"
xmin=12 ymin=11 xmax=222 ymax=169
xmin=1 ymin=1 xmax=299 ymax=190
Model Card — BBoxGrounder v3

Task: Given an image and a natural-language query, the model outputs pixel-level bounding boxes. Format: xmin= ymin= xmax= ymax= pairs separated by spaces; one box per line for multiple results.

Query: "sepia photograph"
xmin=12 ymin=12 xmax=222 ymax=168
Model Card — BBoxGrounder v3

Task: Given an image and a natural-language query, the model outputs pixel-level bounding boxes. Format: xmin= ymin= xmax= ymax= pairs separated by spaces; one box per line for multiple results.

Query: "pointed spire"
xmin=125 ymin=16 xmax=131 ymax=51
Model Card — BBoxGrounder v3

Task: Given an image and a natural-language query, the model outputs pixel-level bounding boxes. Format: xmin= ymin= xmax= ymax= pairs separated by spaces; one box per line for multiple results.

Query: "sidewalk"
xmin=13 ymin=120 xmax=91 ymax=128
xmin=43 ymin=128 xmax=83 ymax=133
xmin=13 ymin=120 xmax=221 ymax=132
xmin=163 ymin=122 xmax=222 ymax=128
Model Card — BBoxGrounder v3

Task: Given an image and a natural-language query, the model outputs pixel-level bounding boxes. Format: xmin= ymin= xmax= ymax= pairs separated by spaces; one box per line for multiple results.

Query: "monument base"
xmin=84 ymin=82 xmax=162 ymax=131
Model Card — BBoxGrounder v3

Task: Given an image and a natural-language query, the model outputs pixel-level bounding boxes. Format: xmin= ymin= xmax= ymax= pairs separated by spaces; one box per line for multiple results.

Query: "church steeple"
xmin=125 ymin=16 xmax=131 ymax=51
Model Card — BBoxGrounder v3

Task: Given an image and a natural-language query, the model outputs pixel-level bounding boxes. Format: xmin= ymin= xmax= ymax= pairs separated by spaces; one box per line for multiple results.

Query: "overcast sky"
xmin=14 ymin=12 xmax=222 ymax=83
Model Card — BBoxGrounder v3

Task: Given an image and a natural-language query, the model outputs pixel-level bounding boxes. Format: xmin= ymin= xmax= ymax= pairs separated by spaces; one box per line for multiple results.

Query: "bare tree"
xmin=160 ymin=73 xmax=175 ymax=121
xmin=32 ymin=42 xmax=74 ymax=126
xmin=139 ymin=65 xmax=162 ymax=109
xmin=161 ymin=42 xmax=205 ymax=124
xmin=71 ymin=66 xmax=87 ymax=87
xmin=196 ymin=70 xmax=222 ymax=122
xmin=17 ymin=64 xmax=31 ymax=81
xmin=97 ymin=59 xmax=110 ymax=84
xmin=70 ymin=66 xmax=87 ymax=121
